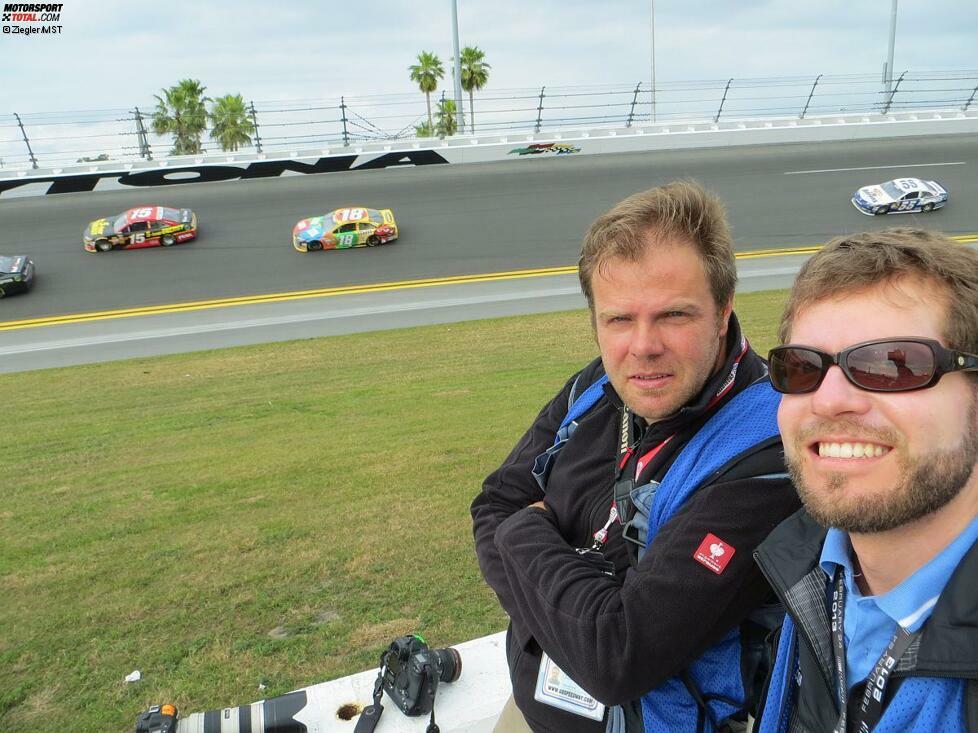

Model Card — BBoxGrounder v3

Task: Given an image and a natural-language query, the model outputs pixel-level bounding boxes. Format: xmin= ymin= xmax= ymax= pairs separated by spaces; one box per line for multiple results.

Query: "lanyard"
xmin=830 ymin=568 xmax=921 ymax=733
xmin=591 ymin=409 xmax=670 ymax=550
xmin=593 ymin=338 xmax=750 ymax=552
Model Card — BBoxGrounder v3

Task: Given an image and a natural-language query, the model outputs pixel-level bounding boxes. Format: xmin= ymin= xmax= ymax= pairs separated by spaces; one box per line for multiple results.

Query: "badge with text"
xmin=534 ymin=653 xmax=606 ymax=721
xmin=693 ymin=533 xmax=735 ymax=574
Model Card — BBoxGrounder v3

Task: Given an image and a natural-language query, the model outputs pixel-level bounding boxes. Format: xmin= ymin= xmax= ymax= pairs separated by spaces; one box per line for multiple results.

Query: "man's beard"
xmin=788 ymin=401 xmax=978 ymax=533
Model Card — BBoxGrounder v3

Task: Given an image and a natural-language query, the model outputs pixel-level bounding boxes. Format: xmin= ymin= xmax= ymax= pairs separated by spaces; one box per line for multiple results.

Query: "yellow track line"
xmin=3 ymin=236 xmax=976 ymax=332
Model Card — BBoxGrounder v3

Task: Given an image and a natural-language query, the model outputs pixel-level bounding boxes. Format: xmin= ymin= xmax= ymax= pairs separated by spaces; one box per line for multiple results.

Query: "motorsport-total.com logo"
xmin=2 ymin=3 xmax=64 ymax=35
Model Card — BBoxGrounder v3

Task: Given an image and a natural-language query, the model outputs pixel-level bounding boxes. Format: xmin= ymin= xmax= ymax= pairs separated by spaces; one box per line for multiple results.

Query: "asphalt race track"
xmin=1 ymin=133 xmax=975 ymax=327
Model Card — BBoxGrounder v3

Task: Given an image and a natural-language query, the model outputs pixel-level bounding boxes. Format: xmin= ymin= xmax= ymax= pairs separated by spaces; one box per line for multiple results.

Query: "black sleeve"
xmin=492 ymin=443 xmax=800 ymax=706
xmin=470 ymin=373 xmax=576 ymax=621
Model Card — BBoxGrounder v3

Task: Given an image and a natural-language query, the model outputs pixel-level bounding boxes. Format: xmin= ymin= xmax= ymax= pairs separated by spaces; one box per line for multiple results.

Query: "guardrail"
xmin=2 ymin=70 xmax=976 ymax=172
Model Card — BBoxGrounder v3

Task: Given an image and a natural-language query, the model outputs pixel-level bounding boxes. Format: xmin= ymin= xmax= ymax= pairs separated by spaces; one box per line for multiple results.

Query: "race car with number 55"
xmin=292 ymin=207 xmax=398 ymax=252
xmin=851 ymin=177 xmax=948 ymax=216
xmin=83 ymin=206 xmax=198 ymax=252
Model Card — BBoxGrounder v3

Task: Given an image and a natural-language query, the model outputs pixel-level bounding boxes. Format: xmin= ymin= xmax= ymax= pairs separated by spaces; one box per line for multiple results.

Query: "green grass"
xmin=0 ymin=289 xmax=788 ymax=733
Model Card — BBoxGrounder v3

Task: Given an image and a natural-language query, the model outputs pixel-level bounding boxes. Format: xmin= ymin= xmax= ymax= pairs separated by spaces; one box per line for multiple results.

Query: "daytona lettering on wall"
xmin=0 ymin=150 xmax=451 ymax=197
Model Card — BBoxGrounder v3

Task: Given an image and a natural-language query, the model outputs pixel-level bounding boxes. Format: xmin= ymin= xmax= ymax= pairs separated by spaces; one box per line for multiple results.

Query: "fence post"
xmin=714 ymin=79 xmax=733 ymax=123
xmin=13 ymin=113 xmax=38 ymax=169
xmin=249 ymin=101 xmax=263 ymax=153
xmin=626 ymin=82 xmax=642 ymax=127
xmin=881 ymin=70 xmax=906 ymax=114
xmin=133 ymin=107 xmax=152 ymax=160
xmin=340 ymin=96 xmax=349 ymax=146
xmin=535 ymin=86 xmax=546 ymax=133
xmin=963 ymin=84 xmax=978 ymax=112
xmin=800 ymin=74 xmax=822 ymax=119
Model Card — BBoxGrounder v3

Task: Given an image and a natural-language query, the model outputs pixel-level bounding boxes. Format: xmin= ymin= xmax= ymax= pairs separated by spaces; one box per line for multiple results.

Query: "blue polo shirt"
xmin=819 ymin=514 xmax=978 ymax=688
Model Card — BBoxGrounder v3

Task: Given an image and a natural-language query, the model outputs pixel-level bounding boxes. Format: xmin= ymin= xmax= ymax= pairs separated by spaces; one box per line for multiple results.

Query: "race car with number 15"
xmin=83 ymin=206 xmax=198 ymax=252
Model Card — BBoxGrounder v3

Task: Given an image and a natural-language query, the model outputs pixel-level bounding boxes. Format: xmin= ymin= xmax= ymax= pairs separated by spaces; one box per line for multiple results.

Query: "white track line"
xmin=784 ymin=162 xmax=965 ymax=175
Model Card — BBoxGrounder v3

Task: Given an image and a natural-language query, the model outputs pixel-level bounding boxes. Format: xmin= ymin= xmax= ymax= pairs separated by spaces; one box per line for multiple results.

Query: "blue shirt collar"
xmin=819 ymin=514 xmax=978 ymax=632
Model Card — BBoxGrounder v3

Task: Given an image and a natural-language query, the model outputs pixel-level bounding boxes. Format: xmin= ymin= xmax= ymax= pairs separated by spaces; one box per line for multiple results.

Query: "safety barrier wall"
xmin=2 ymin=108 xmax=975 ymax=199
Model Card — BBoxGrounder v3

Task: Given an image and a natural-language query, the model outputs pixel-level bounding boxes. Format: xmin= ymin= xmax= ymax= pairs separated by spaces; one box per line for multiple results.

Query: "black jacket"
xmin=754 ymin=509 xmax=978 ymax=732
xmin=472 ymin=315 xmax=801 ymax=733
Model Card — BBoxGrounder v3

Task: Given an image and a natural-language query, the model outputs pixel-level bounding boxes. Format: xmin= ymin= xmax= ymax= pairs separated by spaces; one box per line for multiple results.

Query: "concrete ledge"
xmin=174 ymin=632 xmax=509 ymax=733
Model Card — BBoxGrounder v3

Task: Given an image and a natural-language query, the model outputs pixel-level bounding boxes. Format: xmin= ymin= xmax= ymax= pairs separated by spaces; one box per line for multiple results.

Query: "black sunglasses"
xmin=768 ymin=338 xmax=978 ymax=394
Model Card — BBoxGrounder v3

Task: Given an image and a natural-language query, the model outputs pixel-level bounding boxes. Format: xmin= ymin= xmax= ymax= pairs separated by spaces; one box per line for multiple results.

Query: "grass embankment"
xmin=0 ymin=290 xmax=788 ymax=732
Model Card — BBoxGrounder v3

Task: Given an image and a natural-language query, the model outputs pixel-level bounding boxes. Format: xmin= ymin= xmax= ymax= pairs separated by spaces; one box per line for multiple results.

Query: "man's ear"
xmin=718 ymin=297 xmax=734 ymax=333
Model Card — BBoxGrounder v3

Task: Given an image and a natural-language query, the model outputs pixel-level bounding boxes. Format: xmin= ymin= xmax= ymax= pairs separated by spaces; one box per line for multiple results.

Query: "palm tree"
xmin=209 ymin=94 xmax=255 ymax=152
xmin=414 ymin=120 xmax=435 ymax=138
xmin=435 ymin=98 xmax=458 ymax=138
xmin=408 ymin=51 xmax=445 ymax=131
xmin=152 ymin=79 xmax=209 ymax=155
xmin=460 ymin=46 xmax=490 ymax=134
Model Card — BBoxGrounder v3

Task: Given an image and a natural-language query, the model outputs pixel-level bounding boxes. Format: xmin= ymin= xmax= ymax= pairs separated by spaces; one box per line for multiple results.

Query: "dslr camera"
xmin=382 ymin=634 xmax=461 ymax=716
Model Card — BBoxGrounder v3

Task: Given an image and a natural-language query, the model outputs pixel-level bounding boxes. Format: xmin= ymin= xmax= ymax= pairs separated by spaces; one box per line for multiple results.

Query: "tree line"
xmin=409 ymin=45 xmax=490 ymax=137
xmin=151 ymin=46 xmax=490 ymax=154
xmin=152 ymin=79 xmax=255 ymax=155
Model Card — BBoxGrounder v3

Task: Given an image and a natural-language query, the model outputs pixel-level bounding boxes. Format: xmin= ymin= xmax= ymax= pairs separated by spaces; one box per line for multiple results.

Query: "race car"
xmin=83 ymin=206 xmax=198 ymax=252
xmin=292 ymin=207 xmax=398 ymax=252
xmin=851 ymin=178 xmax=948 ymax=216
xmin=0 ymin=255 xmax=34 ymax=297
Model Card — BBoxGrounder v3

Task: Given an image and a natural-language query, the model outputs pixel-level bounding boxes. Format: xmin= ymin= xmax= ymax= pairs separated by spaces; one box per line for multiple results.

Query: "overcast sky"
xmin=2 ymin=0 xmax=978 ymax=116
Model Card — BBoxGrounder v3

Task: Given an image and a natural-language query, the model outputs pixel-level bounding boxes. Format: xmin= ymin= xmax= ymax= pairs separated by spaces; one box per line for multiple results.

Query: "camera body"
xmin=382 ymin=635 xmax=461 ymax=716
xmin=134 ymin=704 xmax=177 ymax=733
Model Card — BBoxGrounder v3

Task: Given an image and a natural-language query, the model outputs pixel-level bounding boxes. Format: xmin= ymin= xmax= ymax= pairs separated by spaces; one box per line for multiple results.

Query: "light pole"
xmin=884 ymin=0 xmax=898 ymax=94
xmin=451 ymin=0 xmax=465 ymax=132
xmin=650 ymin=0 xmax=657 ymax=122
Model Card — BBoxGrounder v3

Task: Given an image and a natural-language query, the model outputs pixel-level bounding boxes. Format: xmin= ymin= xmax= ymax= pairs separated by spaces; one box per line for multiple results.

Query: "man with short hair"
xmin=756 ymin=228 xmax=978 ymax=732
xmin=472 ymin=181 xmax=800 ymax=732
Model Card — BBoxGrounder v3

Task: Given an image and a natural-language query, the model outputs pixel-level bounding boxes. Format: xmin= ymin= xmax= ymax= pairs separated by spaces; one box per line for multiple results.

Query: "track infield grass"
xmin=0 ymin=289 xmax=788 ymax=733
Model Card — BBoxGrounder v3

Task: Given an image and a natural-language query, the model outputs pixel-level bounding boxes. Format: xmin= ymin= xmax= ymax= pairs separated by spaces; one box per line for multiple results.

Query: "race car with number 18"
xmin=293 ymin=207 xmax=398 ymax=252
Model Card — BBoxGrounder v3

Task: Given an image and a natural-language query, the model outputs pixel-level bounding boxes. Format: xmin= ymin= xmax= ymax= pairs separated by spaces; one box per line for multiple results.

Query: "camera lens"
xmin=433 ymin=647 xmax=462 ymax=683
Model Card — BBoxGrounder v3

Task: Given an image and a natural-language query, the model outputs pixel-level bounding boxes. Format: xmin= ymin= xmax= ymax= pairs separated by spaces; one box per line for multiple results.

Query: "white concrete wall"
xmin=174 ymin=632 xmax=510 ymax=733
xmin=3 ymin=109 xmax=975 ymax=196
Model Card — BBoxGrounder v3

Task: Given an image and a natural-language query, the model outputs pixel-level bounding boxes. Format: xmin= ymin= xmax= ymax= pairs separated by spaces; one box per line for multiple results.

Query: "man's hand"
xmin=528 ymin=500 xmax=548 ymax=511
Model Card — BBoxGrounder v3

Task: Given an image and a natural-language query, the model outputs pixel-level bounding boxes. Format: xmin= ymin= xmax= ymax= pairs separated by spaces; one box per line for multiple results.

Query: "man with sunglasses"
xmin=473 ymin=182 xmax=801 ymax=733
xmin=756 ymin=228 xmax=978 ymax=732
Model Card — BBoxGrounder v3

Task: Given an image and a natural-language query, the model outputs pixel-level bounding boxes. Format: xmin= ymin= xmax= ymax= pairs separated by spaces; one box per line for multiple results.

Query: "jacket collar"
xmin=756 ymin=508 xmax=978 ymax=673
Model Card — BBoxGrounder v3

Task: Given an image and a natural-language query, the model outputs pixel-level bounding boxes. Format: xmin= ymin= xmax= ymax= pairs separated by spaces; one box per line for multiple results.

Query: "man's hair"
xmin=779 ymin=228 xmax=978 ymax=354
xmin=578 ymin=180 xmax=736 ymax=311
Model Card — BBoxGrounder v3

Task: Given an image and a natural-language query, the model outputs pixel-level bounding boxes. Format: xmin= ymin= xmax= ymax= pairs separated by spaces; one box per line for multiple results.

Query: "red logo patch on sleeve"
xmin=693 ymin=533 xmax=736 ymax=574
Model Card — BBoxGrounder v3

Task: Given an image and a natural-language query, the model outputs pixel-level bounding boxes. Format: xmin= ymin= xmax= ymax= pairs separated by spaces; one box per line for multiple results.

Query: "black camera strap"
xmin=354 ymin=652 xmax=389 ymax=733
xmin=422 ymin=661 xmax=441 ymax=733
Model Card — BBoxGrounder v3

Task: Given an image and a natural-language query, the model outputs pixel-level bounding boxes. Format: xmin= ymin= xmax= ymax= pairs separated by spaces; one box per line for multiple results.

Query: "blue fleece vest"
xmin=534 ymin=375 xmax=784 ymax=732
xmin=759 ymin=613 xmax=967 ymax=732
xmin=637 ymin=380 xmax=781 ymax=732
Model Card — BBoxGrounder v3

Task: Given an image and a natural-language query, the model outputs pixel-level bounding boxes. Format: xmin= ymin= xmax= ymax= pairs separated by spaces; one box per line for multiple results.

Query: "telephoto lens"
xmin=432 ymin=647 xmax=462 ymax=683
